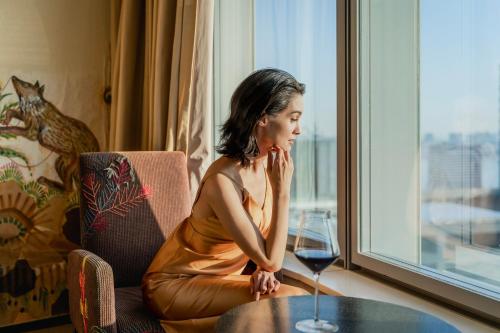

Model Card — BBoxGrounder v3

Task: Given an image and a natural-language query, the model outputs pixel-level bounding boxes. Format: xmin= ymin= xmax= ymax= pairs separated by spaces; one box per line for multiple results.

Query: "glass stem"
xmin=313 ymin=272 xmax=320 ymax=323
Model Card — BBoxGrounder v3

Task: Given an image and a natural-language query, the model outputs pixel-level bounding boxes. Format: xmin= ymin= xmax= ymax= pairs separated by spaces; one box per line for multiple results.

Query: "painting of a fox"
xmin=0 ymin=76 xmax=100 ymax=192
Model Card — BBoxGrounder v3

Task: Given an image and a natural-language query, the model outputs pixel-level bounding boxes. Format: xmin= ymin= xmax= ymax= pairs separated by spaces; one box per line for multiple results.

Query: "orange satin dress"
xmin=142 ymin=164 xmax=307 ymax=333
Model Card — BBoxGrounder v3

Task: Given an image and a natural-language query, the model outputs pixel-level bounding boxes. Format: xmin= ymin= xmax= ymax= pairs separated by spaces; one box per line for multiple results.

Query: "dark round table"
xmin=215 ymin=296 xmax=460 ymax=333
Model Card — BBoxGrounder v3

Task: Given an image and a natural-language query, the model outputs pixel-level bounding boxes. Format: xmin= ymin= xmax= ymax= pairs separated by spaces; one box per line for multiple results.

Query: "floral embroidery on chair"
xmin=81 ymin=156 xmax=151 ymax=238
xmin=79 ymin=255 xmax=89 ymax=333
xmin=104 ymin=156 xmax=136 ymax=190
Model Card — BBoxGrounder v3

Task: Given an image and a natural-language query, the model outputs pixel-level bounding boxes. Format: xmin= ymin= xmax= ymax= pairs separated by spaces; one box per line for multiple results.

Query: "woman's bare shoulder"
xmin=201 ymin=158 xmax=245 ymax=200
xmin=192 ymin=158 xmax=239 ymax=218
xmin=205 ymin=157 xmax=240 ymax=182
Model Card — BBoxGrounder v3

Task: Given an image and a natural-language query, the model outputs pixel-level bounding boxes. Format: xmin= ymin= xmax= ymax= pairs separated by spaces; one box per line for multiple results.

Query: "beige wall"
xmin=0 ymin=0 xmax=110 ymax=150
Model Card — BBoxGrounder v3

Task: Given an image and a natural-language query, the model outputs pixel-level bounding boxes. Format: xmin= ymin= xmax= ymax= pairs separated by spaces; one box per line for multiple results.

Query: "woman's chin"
xmin=266 ymin=144 xmax=293 ymax=152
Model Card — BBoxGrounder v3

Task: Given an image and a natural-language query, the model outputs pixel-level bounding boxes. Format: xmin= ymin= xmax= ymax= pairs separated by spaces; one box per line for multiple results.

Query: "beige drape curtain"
xmin=109 ymin=0 xmax=213 ymax=199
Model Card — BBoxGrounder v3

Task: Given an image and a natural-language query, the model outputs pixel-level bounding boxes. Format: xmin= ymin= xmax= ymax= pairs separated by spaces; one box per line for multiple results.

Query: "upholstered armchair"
xmin=67 ymin=151 xmax=191 ymax=333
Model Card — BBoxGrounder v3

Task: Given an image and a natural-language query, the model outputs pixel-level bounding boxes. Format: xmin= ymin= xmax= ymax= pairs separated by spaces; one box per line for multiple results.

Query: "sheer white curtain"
xmin=254 ymin=0 xmax=337 ymax=224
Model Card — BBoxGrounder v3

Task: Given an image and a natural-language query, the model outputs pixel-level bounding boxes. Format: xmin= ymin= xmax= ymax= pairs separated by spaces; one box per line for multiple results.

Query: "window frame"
xmin=340 ymin=0 xmax=500 ymax=324
xmin=213 ymin=0 xmax=500 ymax=324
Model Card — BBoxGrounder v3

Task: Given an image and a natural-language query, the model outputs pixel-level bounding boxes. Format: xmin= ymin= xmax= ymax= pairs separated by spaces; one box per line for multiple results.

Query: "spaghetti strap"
xmin=191 ymin=168 xmax=245 ymax=210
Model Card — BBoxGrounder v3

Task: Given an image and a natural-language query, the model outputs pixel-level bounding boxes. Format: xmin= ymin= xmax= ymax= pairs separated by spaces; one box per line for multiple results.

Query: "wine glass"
xmin=294 ymin=209 xmax=340 ymax=332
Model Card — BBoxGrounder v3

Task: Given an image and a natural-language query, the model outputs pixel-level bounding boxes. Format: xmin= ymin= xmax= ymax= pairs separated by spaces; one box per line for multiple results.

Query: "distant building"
xmin=422 ymin=133 xmax=435 ymax=144
xmin=316 ymin=137 xmax=337 ymax=201
xmin=448 ymin=133 xmax=463 ymax=146
xmin=427 ymin=143 xmax=482 ymax=190
xmin=290 ymin=136 xmax=336 ymax=204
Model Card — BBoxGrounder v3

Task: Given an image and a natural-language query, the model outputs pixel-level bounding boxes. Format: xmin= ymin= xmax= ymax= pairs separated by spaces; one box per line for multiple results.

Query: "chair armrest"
xmin=67 ymin=249 xmax=117 ymax=333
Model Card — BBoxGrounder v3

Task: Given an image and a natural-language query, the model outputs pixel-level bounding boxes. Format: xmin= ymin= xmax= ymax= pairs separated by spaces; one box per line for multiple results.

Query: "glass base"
xmin=295 ymin=319 xmax=339 ymax=332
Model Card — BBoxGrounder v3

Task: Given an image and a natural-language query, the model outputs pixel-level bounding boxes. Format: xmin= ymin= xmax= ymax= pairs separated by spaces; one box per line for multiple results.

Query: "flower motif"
xmin=79 ymin=256 xmax=89 ymax=333
xmin=104 ymin=156 xmax=135 ymax=190
xmin=81 ymin=156 xmax=151 ymax=238
xmin=0 ymin=217 xmax=27 ymax=246
xmin=0 ymin=180 xmax=66 ymax=269
xmin=0 ymin=179 xmax=68 ymax=325
xmin=141 ymin=185 xmax=152 ymax=197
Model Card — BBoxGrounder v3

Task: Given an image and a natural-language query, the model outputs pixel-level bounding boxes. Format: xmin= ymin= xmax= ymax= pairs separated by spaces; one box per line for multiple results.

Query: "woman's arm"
xmin=204 ymin=148 xmax=293 ymax=272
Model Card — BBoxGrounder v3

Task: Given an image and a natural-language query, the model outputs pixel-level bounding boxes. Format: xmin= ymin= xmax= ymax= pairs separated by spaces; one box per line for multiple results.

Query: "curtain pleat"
xmin=109 ymin=0 xmax=213 ymax=199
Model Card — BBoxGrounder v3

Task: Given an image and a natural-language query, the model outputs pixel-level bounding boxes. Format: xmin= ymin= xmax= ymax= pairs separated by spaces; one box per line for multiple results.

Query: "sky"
xmin=421 ymin=0 xmax=500 ymax=140
xmin=254 ymin=0 xmax=500 ymax=141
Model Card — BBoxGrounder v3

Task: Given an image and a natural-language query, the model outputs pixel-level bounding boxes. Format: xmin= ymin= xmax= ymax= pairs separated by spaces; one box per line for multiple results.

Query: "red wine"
xmin=294 ymin=249 xmax=339 ymax=273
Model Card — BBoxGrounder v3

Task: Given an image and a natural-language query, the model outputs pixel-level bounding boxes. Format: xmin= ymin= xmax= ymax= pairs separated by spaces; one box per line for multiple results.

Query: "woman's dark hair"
xmin=216 ymin=68 xmax=305 ymax=166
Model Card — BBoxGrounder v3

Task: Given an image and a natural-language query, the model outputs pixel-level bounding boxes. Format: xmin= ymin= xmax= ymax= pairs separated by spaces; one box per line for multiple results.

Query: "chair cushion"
xmin=115 ymin=286 xmax=164 ymax=333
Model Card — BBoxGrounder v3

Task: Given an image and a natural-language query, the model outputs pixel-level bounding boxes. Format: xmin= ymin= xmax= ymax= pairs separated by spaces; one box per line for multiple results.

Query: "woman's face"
xmin=257 ymin=93 xmax=304 ymax=153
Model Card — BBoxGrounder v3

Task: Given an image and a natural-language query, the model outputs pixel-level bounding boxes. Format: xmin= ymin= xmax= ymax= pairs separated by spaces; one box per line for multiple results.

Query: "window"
xmin=355 ymin=0 xmax=500 ymax=320
xmin=214 ymin=0 xmax=337 ymax=238
xmin=255 ymin=0 xmax=337 ymax=235
xmin=215 ymin=0 xmax=500 ymax=324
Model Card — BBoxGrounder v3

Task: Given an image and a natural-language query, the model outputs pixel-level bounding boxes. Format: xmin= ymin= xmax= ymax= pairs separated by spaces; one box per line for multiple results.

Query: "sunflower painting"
xmin=0 ymin=79 xmax=100 ymax=325
xmin=0 ymin=163 xmax=77 ymax=324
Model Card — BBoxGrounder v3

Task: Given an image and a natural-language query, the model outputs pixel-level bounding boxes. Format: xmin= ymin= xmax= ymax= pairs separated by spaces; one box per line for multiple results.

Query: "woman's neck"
xmin=247 ymin=155 xmax=267 ymax=171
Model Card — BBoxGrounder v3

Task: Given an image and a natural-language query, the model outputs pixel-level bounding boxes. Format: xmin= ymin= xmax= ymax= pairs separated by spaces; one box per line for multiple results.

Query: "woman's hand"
xmin=250 ymin=267 xmax=281 ymax=301
xmin=267 ymin=146 xmax=294 ymax=196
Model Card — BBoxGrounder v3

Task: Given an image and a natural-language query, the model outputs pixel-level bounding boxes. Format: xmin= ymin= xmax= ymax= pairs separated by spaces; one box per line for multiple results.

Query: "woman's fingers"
xmin=254 ymin=272 xmax=264 ymax=300
xmin=284 ymin=150 xmax=292 ymax=171
xmin=259 ymin=273 xmax=269 ymax=294
xmin=274 ymin=147 xmax=285 ymax=172
xmin=276 ymin=146 xmax=283 ymax=165
xmin=251 ymin=271 xmax=281 ymax=301
xmin=271 ymin=279 xmax=281 ymax=293
xmin=266 ymin=276 xmax=275 ymax=293
xmin=268 ymin=146 xmax=294 ymax=167
xmin=267 ymin=150 xmax=273 ymax=170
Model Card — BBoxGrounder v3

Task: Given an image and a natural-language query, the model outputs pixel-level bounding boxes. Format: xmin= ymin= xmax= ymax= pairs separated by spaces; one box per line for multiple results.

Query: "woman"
xmin=142 ymin=68 xmax=308 ymax=332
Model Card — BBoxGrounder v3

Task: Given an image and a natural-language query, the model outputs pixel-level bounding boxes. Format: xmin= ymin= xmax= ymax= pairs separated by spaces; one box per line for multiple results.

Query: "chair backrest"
xmin=79 ymin=151 xmax=191 ymax=287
